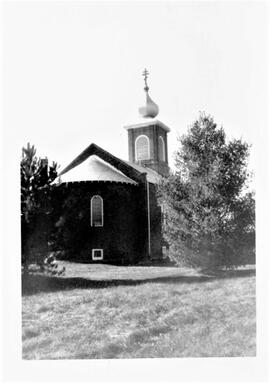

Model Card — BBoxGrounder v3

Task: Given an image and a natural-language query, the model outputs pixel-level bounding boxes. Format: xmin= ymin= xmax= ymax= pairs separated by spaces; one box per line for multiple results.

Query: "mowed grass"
xmin=22 ymin=263 xmax=256 ymax=359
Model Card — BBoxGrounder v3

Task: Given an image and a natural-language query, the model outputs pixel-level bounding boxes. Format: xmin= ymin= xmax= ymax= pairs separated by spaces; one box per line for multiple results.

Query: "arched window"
xmin=90 ymin=195 xmax=103 ymax=227
xmin=158 ymin=136 xmax=165 ymax=162
xmin=135 ymin=135 xmax=150 ymax=161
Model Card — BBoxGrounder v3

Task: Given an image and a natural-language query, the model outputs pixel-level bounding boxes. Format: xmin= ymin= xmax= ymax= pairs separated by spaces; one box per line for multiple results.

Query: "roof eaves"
xmin=124 ymin=119 xmax=170 ymax=132
xmin=58 ymin=143 xmax=148 ymax=184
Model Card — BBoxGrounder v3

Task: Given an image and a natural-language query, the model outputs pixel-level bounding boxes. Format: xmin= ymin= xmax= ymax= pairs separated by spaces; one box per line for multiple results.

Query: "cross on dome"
xmin=139 ymin=69 xmax=159 ymax=118
xmin=142 ymin=68 xmax=149 ymax=91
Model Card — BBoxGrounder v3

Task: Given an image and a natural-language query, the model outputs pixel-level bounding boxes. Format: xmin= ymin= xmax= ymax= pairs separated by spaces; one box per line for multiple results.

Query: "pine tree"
xmin=159 ymin=113 xmax=255 ymax=269
xmin=21 ymin=143 xmax=59 ymax=270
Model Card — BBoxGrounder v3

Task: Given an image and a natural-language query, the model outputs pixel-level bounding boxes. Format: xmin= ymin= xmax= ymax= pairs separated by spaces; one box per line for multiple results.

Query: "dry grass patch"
xmin=22 ymin=263 xmax=256 ymax=359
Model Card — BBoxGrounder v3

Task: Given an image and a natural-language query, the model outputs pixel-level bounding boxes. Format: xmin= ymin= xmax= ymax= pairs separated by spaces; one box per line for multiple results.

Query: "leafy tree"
xmin=21 ymin=143 xmax=60 ymax=271
xmin=158 ymin=113 xmax=255 ymax=269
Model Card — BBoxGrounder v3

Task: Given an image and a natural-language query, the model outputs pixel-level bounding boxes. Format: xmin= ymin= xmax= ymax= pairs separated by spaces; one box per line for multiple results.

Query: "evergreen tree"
xmin=159 ymin=113 xmax=255 ymax=269
xmin=21 ymin=143 xmax=59 ymax=270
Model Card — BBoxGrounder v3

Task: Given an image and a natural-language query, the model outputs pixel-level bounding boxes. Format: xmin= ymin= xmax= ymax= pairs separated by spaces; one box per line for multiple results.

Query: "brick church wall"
xmin=54 ymin=181 xmax=151 ymax=264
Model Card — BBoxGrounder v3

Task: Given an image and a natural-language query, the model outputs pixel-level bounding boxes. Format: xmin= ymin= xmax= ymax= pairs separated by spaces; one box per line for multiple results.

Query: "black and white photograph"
xmin=1 ymin=1 xmax=269 ymax=382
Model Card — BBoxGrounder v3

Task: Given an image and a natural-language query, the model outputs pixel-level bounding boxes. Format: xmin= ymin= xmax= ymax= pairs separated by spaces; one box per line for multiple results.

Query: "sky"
xmin=3 ymin=1 xmax=269 ymax=178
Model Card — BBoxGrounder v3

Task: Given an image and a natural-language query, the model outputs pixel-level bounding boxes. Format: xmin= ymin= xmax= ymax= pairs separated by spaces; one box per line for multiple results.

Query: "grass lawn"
xmin=22 ymin=262 xmax=256 ymax=359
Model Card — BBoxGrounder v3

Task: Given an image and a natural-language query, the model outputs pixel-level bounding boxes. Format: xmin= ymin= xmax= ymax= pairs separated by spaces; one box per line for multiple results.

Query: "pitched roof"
xmin=123 ymin=160 xmax=161 ymax=184
xmin=58 ymin=155 xmax=137 ymax=185
xmin=56 ymin=143 xmax=161 ymax=185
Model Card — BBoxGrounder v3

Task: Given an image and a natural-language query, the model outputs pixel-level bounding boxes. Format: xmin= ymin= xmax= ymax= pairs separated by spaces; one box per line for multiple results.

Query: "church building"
xmin=55 ymin=70 xmax=171 ymax=265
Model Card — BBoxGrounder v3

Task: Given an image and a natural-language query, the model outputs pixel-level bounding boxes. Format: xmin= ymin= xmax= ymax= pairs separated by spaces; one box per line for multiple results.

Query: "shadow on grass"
xmin=22 ymin=268 xmax=255 ymax=296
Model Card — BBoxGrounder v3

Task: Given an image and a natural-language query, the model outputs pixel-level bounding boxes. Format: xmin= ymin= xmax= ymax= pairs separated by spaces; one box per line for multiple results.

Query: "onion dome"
xmin=138 ymin=69 xmax=159 ymax=118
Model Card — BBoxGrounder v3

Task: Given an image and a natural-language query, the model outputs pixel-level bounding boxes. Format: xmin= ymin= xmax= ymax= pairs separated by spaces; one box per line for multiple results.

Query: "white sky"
xmin=3 ymin=1 xmax=268 ymax=176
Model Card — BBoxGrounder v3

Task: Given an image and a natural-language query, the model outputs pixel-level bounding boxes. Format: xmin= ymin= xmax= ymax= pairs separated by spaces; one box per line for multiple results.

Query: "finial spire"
xmin=142 ymin=68 xmax=149 ymax=92
xmin=139 ymin=68 xmax=159 ymax=118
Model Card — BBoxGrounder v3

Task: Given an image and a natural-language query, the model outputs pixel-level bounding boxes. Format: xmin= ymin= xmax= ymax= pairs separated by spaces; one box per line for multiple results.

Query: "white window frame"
xmin=92 ymin=249 xmax=103 ymax=260
xmin=159 ymin=136 xmax=165 ymax=162
xmin=135 ymin=134 xmax=150 ymax=161
xmin=90 ymin=195 xmax=104 ymax=227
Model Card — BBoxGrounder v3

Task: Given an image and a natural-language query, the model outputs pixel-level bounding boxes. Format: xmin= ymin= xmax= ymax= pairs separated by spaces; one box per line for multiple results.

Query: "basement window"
xmin=92 ymin=249 xmax=103 ymax=261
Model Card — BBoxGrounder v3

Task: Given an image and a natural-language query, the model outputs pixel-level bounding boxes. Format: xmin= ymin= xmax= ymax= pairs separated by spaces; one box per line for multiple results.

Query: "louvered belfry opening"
xmin=136 ymin=135 xmax=149 ymax=161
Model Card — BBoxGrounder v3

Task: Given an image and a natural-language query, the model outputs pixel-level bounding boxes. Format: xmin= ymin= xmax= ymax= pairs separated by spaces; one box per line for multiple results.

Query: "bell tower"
xmin=124 ymin=69 xmax=170 ymax=177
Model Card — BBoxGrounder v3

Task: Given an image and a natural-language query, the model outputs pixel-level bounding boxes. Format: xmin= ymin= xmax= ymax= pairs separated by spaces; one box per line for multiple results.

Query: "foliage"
xmin=21 ymin=143 xmax=63 ymax=273
xmin=158 ymin=113 xmax=255 ymax=269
